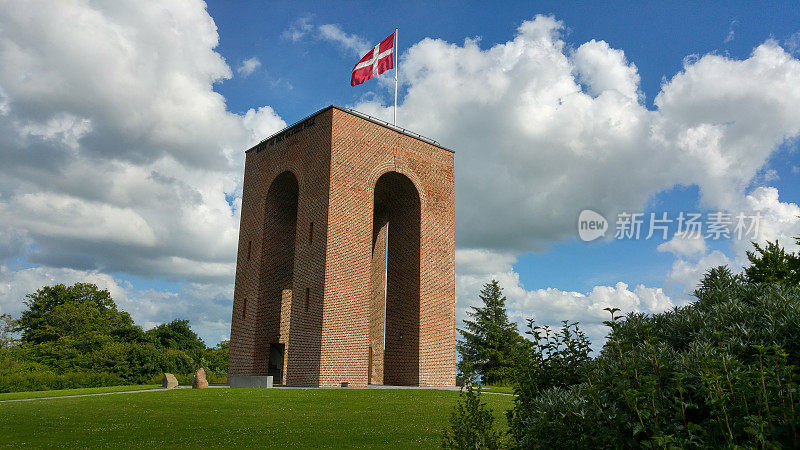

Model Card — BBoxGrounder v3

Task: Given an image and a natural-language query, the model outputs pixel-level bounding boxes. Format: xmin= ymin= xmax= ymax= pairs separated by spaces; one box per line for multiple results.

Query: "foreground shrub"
xmin=507 ymin=318 xmax=592 ymax=444
xmin=442 ymin=377 xmax=504 ymax=449
xmin=509 ymin=266 xmax=800 ymax=448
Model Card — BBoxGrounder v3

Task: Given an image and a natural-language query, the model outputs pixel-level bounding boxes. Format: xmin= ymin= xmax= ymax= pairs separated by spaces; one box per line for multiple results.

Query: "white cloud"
xmin=762 ymin=168 xmax=779 ymax=182
xmin=317 ymin=24 xmax=371 ymax=57
xmin=663 ymin=186 xmax=800 ymax=296
xmin=354 ymin=16 xmax=800 ymax=255
xmin=724 ymin=20 xmax=737 ymax=44
xmin=236 ymin=57 xmax=261 ymax=77
xmin=284 ymin=19 xmax=371 ymax=57
xmin=573 ymin=39 xmax=641 ymax=100
xmin=0 ymin=227 xmax=28 ymax=260
xmin=0 ymin=265 xmax=127 ymax=317
xmin=1 ymin=192 xmax=157 ymax=247
xmin=16 ymin=112 xmax=92 ymax=151
xmin=0 ymin=0 xmax=286 ymax=283
xmin=739 ymin=186 xmax=800 ymax=252
xmin=242 ymin=105 xmax=286 ymax=143
xmin=787 ymin=31 xmax=800 ymax=56
xmin=664 ymin=250 xmax=734 ymax=294
xmin=658 ymin=233 xmax=707 ymax=258
xmin=0 ymin=85 xmax=10 ymax=115
xmin=455 ymin=249 xmax=676 ymax=348
xmin=282 ymin=16 xmax=313 ymax=42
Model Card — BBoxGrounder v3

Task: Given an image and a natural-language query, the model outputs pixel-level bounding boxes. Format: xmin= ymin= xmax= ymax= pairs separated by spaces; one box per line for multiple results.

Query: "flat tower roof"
xmin=245 ymin=105 xmax=454 ymax=154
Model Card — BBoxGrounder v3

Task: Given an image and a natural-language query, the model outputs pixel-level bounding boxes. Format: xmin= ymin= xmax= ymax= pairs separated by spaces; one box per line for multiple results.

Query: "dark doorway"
xmin=369 ymin=172 xmax=421 ymax=385
xmin=368 ymin=346 xmax=373 ymax=384
xmin=268 ymin=343 xmax=285 ymax=382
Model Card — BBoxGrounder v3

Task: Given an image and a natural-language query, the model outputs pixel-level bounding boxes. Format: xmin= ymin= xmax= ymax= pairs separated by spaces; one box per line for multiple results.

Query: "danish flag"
xmin=350 ymin=32 xmax=395 ymax=86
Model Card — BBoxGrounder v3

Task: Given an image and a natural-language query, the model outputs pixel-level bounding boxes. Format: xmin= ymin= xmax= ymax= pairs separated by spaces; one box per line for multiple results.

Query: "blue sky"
xmin=208 ymin=0 xmax=800 ymax=286
xmin=0 ymin=1 xmax=799 ymax=346
xmin=209 ymin=1 xmax=800 ymax=113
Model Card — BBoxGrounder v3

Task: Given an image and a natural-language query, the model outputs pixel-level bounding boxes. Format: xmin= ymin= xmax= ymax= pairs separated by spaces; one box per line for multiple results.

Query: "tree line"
xmin=0 ymin=283 xmax=228 ymax=392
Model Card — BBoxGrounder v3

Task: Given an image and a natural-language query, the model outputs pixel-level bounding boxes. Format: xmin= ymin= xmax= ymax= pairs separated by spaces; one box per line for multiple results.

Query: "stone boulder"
xmin=192 ymin=367 xmax=209 ymax=389
xmin=162 ymin=373 xmax=178 ymax=389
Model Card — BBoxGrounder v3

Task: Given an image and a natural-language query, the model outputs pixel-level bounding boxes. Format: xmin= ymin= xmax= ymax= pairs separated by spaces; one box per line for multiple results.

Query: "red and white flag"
xmin=351 ymin=32 xmax=395 ymax=86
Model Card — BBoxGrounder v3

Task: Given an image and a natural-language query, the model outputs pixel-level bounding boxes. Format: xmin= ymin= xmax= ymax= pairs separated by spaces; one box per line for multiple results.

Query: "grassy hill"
xmin=0 ymin=387 xmax=514 ymax=448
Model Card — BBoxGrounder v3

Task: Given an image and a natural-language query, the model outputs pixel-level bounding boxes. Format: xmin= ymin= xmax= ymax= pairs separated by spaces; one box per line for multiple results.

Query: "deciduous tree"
xmin=145 ymin=319 xmax=205 ymax=351
xmin=15 ymin=283 xmax=143 ymax=344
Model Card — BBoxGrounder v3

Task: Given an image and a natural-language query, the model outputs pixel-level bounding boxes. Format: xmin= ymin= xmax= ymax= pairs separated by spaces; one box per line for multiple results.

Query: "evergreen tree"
xmin=745 ymin=240 xmax=800 ymax=285
xmin=457 ymin=279 xmax=523 ymax=385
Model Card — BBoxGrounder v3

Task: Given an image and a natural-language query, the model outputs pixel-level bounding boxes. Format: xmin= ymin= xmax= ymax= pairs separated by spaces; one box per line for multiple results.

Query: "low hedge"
xmin=0 ymin=371 xmax=125 ymax=393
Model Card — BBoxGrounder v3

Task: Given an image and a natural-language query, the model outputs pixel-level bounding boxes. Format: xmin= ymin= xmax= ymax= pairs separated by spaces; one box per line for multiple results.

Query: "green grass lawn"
xmin=0 ymin=384 xmax=161 ymax=401
xmin=481 ymin=385 xmax=515 ymax=395
xmin=0 ymin=388 xmax=514 ymax=448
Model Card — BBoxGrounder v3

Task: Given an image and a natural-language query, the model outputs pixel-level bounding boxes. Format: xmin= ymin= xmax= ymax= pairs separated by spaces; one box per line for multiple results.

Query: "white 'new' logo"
xmin=578 ymin=209 xmax=608 ymax=242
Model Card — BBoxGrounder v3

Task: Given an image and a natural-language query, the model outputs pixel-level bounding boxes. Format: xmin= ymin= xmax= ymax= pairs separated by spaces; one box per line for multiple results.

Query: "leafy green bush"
xmin=506 ymin=319 xmax=592 ymax=445
xmin=442 ymin=378 xmax=504 ymax=449
xmin=508 ymin=266 xmax=800 ymax=448
xmin=89 ymin=341 xmax=196 ymax=384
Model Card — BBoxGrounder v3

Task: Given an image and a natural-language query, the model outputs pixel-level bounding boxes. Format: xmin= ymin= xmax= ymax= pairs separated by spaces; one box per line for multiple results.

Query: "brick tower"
xmin=229 ymin=106 xmax=455 ymax=388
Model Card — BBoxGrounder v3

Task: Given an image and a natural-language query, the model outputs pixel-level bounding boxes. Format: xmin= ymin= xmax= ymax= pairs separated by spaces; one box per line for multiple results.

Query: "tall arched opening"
xmin=369 ymin=171 xmax=421 ymax=385
xmin=256 ymin=171 xmax=298 ymax=383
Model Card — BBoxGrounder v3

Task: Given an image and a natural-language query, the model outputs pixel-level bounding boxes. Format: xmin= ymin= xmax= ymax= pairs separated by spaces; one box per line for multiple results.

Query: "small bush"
xmin=442 ymin=377 xmax=504 ymax=449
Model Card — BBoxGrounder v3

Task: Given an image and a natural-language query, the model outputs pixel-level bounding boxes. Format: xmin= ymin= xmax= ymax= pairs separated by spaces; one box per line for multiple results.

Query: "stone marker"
xmin=192 ymin=367 xmax=209 ymax=389
xmin=162 ymin=373 xmax=178 ymax=389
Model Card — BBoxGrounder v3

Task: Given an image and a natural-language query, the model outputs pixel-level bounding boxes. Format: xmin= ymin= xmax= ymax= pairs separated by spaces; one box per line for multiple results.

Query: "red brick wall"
xmin=254 ymin=171 xmax=297 ymax=381
xmin=230 ymin=106 xmax=455 ymax=387
xmin=229 ymin=110 xmax=332 ymax=384
xmin=368 ymin=211 xmax=387 ymax=384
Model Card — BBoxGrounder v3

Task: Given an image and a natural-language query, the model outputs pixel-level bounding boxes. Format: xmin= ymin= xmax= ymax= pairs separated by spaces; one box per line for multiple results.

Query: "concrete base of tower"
xmin=229 ymin=375 xmax=274 ymax=388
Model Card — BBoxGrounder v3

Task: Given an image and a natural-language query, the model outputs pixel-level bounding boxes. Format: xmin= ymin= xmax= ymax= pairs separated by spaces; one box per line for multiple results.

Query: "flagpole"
xmin=394 ymin=27 xmax=398 ymax=126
